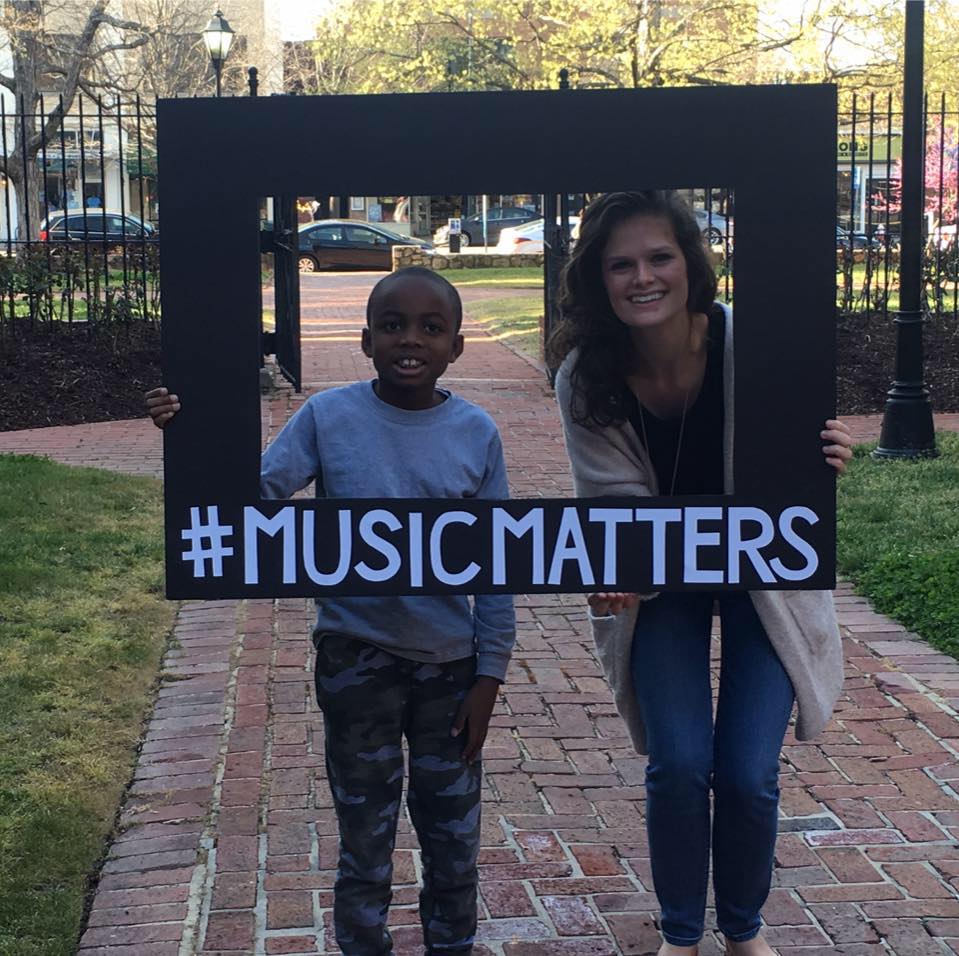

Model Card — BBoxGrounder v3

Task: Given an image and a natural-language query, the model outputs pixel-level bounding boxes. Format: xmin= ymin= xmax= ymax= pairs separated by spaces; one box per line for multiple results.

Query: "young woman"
xmin=549 ymin=191 xmax=852 ymax=956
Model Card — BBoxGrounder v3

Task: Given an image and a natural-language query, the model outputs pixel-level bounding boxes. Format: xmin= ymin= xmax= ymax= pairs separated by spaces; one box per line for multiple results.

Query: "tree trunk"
xmin=4 ymin=158 xmax=43 ymax=243
xmin=9 ymin=1 xmax=45 ymax=244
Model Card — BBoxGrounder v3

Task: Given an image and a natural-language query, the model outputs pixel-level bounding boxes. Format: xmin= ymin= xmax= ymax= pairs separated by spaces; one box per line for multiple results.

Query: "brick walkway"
xmin=3 ymin=273 xmax=959 ymax=956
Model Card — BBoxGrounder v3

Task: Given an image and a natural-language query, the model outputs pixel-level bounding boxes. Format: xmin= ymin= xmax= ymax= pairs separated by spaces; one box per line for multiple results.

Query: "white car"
xmin=496 ymin=209 xmax=729 ymax=254
xmin=930 ymin=222 xmax=956 ymax=249
xmin=928 ymin=222 xmax=958 ymax=280
xmin=495 ymin=217 xmax=581 ymax=255
xmin=693 ymin=208 xmax=733 ymax=245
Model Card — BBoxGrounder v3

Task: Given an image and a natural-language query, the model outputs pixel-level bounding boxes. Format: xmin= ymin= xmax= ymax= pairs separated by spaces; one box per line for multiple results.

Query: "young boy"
xmin=146 ymin=267 xmax=515 ymax=956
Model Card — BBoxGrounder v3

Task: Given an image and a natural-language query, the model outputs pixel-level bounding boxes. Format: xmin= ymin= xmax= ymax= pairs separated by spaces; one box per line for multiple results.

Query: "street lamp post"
xmin=874 ymin=0 xmax=937 ymax=459
xmin=203 ymin=10 xmax=235 ymax=97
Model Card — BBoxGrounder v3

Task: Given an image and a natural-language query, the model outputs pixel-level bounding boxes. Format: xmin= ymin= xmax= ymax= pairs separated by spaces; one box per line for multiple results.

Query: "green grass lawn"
xmin=0 ymin=455 xmax=174 ymax=956
xmin=462 ymin=293 xmax=543 ymax=361
xmin=444 ymin=266 xmax=544 ymax=288
xmin=839 ymin=262 xmax=901 ymax=311
xmin=837 ymin=432 xmax=959 ymax=658
xmin=838 ymin=261 xmax=958 ymax=313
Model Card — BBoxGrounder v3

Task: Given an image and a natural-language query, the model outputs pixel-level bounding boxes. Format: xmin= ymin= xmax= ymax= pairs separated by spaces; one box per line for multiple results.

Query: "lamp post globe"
xmin=203 ymin=10 xmax=235 ymax=97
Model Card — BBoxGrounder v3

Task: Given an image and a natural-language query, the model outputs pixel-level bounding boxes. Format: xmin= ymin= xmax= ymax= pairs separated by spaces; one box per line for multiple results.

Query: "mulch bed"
xmin=0 ymin=320 xmax=162 ymax=431
xmin=0 ymin=313 xmax=956 ymax=432
xmin=837 ymin=311 xmax=959 ymax=415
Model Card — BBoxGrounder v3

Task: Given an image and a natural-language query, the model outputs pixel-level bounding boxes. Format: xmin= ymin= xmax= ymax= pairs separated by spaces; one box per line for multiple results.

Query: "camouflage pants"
xmin=314 ymin=634 xmax=482 ymax=956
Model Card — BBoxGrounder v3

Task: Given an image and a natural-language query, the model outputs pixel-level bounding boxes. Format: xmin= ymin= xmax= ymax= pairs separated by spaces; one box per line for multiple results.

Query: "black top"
xmin=627 ymin=305 xmax=725 ymax=497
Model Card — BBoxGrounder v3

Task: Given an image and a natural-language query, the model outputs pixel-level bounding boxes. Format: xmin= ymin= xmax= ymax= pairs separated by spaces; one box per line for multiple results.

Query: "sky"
xmin=276 ymin=0 xmax=331 ymax=40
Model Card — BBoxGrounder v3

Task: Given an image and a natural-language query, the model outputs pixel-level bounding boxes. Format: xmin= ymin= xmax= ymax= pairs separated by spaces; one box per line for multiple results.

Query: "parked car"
xmin=494 ymin=217 xmax=581 ymax=255
xmin=433 ymin=206 xmax=539 ymax=248
xmin=39 ymin=209 xmax=155 ymax=244
xmin=297 ymin=220 xmax=432 ymax=272
xmin=494 ymin=206 xmax=730 ymax=255
xmin=927 ymin=223 xmax=958 ymax=280
xmin=692 ymin=208 xmax=733 ymax=245
xmin=836 ymin=225 xmax=878 ymax=264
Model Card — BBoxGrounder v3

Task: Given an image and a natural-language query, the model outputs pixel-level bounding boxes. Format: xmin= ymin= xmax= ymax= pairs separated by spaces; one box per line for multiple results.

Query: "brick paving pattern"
xmin=3 ymin=272 xmax=959 ymax=955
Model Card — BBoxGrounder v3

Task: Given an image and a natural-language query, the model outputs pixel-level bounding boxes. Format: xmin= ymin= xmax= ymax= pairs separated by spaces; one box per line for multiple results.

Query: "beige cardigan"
xmin=554 ymin=306 xmax=844 ymax=755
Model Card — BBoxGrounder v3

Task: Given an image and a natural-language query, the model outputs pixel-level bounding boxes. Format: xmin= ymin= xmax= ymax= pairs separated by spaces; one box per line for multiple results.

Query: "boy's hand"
xmin=821 ymin=418 xmax=853 ymax=474
xmin=145 ymin=387 xmax=180 ymax=428
xmin=451 ymin=675 xmax=500 ymax=764
xmin=588 ymin=592 xmax=639 ymax=617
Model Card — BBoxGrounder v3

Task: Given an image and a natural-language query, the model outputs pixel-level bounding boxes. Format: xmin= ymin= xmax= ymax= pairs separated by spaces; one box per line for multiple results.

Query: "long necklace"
xmin=637 ymin=387 xmax=690 ymax=497
xmin=633 ymin=313 xmax=703 ymax=496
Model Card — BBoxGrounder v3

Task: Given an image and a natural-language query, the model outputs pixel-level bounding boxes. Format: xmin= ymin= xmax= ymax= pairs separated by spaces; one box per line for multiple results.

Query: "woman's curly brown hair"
xmin=547 ymin=191 xmax=718 ymax=428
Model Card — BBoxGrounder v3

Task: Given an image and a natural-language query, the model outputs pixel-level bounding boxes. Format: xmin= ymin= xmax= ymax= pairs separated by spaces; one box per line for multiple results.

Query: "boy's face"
xmin=362 ymin=275 xmax=464 ymax=410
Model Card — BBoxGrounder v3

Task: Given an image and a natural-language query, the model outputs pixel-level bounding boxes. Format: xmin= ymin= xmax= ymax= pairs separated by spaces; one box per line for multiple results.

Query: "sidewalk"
xmin=3 ymin=274 xmax=959 ymax=955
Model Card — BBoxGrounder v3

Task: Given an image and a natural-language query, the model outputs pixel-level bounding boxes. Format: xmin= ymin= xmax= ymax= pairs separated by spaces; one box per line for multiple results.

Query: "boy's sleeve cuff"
xmin=476 ymin=652 xmax=510 ymax=683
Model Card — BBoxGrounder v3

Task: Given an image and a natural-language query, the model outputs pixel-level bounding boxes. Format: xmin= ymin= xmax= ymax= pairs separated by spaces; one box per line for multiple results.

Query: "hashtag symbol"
xmin=181 ymin=506 xmax=235 ymax=577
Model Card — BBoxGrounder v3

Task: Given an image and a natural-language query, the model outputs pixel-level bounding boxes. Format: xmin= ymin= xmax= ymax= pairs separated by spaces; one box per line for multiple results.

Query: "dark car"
xmin=39 ymin=209 xmax=155 ymax=244
xmin=298 ymin=220 xmax=432 ymax=272
xmin=433 ymin=206 xmax=539 ymax=248
xmin=836 ymin=226 xmax=877 ymax=264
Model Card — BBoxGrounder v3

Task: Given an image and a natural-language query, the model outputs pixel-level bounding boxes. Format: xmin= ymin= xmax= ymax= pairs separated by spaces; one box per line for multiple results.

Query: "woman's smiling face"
xmin=600 ymin=214 xmax=691 ymax=331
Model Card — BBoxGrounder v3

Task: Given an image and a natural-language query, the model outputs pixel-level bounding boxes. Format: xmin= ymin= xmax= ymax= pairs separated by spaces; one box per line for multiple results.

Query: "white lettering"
xmin=302 ymin=509 xmax=351 ymax=586
xmin=491 ymin=507 xmax=544 ymax=585
xmin=409 ymin=512 xmax=424 ymax=588
xmin=355 ymin=509 xmax=402 ymax=582
xmin=244 ymin=506 xmax=296 ymax=584
xmin=771 ymin=507 xmax=820 ymax=581
xmin=548 ymin=507 xmax=595 ymax=586
xmin=588 ymin=508 xmax=634 ymax=586
xmin=684 ymin=507 xmax=724 ymax=584
xmin=727 ymin=507 xmax=776 ymax=584
xmin=634 ymin=509 xmax=682 ymax=585
xmin=430 ymin=511 xmax=480 ymax=586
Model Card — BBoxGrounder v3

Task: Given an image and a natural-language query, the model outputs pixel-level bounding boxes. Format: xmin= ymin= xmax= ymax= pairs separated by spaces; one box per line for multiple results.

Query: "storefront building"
xmin=837 ymin=130 xmax=903 ymax=235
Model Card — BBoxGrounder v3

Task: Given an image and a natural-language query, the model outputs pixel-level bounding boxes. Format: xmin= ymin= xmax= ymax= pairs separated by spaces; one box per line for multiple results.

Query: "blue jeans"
xmin=631 ymin=592 xmax=795 ymax=946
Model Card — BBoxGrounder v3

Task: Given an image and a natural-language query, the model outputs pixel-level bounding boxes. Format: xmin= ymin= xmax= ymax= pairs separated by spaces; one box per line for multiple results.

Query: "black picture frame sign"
xmin=158 ymin=84 xmax=837 ymax=599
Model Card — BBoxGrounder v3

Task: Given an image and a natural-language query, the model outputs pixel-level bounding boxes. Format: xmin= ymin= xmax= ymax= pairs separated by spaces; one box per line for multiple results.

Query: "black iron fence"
xmin=0 ymin=89 xmax=956 ymax=339
xmin=837 ymin=91 xmax=958 ymax=319
xmin=0 ymin=94 xmax=158 ymax=338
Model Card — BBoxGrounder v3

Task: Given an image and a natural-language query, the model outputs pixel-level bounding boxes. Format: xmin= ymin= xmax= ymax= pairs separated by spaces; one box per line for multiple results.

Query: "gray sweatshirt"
xmin=259 ymin=380 xmax=516 ymax=681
